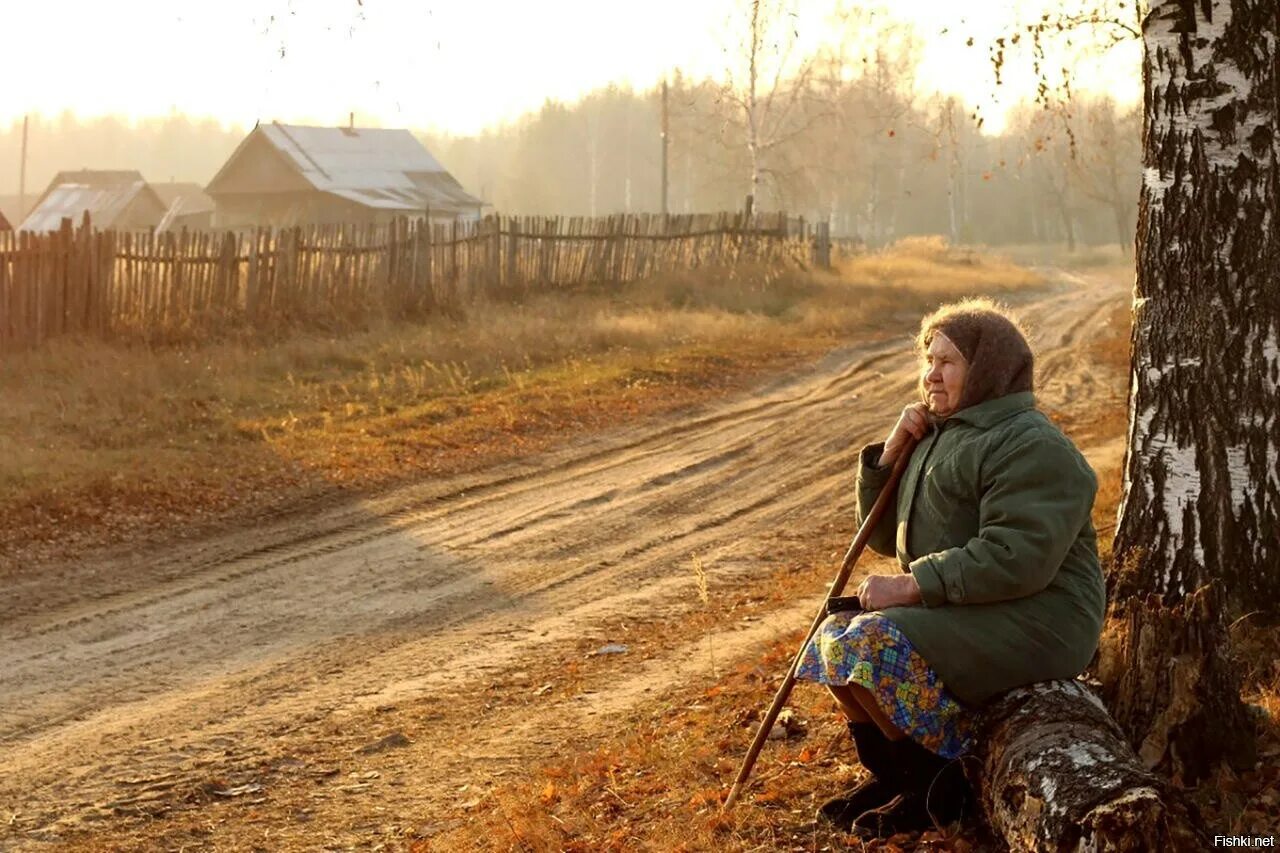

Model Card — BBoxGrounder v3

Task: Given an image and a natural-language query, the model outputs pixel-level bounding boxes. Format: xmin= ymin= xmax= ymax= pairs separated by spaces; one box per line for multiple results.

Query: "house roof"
xmin=151 ymin=182 xmax=215 ymax=212
xmin=151 ymin=182 xmax=216 ymax=232
xmin=19 ymin=170 xmax=165 ymax=232
xmin=0 ymin=208 xmax=10 ymax=231
xmin=207 ymin=123 xmax=484 ymax=213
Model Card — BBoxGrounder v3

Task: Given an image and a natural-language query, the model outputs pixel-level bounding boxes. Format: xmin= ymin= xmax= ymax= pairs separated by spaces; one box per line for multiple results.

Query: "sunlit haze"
xmin=4 ymin=0 xmax=1140 ymax=136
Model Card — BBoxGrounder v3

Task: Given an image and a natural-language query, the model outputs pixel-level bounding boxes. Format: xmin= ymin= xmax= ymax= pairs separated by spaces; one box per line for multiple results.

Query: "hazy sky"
xmin=3 ymin=0 xmax=1141 ymax=136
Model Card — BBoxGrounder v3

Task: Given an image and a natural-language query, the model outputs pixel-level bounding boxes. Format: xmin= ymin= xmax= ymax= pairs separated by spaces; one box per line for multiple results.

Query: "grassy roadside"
xmin=0 ymin=236 xmax=1041 ymax=572
xmin=419 ymin=291 xmax=1280 ymax=852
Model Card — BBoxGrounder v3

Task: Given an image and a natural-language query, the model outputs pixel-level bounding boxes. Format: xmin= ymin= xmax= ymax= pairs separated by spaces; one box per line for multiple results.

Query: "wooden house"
xmin=205 ymin=122 xmax=485 ymax=228
xmin=19 ymin=170 xmax=166 ymax=232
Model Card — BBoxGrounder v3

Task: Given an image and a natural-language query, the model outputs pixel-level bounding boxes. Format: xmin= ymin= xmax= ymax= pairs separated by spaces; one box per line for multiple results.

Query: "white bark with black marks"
xmin=1114 ymin=0 xmax=1280 ymax=612
xmin=971 ymin=680 xmax=1206 ymax=851
xmin=1101 ymin=0 xmax=1271 ymax=784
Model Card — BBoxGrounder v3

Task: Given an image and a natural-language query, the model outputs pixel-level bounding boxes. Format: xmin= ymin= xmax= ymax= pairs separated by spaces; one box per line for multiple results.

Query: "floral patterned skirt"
xmin=795 ymin=611 xmax=973 ymax=758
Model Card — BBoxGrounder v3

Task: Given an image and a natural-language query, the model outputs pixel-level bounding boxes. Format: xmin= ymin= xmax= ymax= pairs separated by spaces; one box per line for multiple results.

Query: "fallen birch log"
xmin=969 ymin=679 xmax=1208 ymax=851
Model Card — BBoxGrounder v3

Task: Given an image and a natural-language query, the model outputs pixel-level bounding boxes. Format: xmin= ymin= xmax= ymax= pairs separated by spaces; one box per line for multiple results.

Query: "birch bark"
xmin=1103 ymin=0 xmax=1274 ymax=782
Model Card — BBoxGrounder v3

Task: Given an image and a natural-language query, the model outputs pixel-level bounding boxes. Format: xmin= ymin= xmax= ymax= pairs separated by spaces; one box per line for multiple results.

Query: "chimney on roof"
xmin=349 ymin=112 xmax=354 ymax=130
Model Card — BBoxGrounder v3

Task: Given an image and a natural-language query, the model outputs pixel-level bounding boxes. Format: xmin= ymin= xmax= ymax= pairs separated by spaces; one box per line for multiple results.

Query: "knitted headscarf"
xmin=916 ymin=298 xmax=1034 ymax=412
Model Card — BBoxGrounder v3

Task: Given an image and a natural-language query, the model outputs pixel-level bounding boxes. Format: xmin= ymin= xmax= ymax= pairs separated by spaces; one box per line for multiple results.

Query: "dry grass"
xmin=988 ymin=242 xmax=1132 ymax=271
xmin=0 ymin=237 xmax=1044 ymax=570
xmin=416 ymin=540 xmax=927 ymax=853
xmin=838 ymin=235 xmax=1042 ymax=295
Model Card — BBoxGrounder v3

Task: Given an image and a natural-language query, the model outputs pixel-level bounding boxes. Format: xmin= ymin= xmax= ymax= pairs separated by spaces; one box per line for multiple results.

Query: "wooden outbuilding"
xmin=19 ymin=170 xmax=166 ymax=233
xmin=205 ymin=122 xmax=484 ymax=228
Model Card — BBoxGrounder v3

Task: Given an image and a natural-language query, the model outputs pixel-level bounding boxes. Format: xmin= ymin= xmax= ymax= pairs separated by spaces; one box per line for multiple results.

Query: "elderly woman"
xmin=795 ymin=299 xmax=1105 ymax=837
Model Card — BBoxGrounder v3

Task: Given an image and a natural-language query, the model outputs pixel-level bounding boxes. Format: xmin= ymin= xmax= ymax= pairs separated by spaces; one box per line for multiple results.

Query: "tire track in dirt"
xmin=1 ymin=343 xmax=905 ymax=712
xmin=0 ymin=344 xmax=904 ymax=641
xmin=0 ymin=272 xmax=1125 ymax=849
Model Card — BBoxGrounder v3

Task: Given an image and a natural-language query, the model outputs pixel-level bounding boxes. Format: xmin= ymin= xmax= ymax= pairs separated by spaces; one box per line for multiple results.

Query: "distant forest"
xmin=1 ymin=37 xmax=1138 ymax=249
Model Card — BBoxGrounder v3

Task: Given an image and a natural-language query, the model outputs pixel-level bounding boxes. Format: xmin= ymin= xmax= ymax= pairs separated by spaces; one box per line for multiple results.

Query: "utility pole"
xmin=18 ymin=115 xmax=28 ymax=223
xmin=660 ymin=79 xmax=669 ymax=215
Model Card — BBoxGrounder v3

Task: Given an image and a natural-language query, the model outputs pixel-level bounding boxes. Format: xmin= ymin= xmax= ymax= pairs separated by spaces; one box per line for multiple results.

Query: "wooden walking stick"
xmin=722 ymin=436 xmax=918 ymax=811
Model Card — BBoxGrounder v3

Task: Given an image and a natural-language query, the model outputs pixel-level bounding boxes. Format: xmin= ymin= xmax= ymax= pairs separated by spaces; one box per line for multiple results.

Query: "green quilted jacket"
xmin=860 ymin=391 xmax=1106 ymax=706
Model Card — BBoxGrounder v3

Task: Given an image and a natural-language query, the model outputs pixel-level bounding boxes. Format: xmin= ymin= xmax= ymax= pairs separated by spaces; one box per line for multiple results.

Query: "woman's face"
xmin=922 ymin=332 xmax=969 ymax=417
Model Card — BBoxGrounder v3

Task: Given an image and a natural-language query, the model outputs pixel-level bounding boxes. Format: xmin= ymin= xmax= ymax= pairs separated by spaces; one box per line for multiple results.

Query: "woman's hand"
xmin=855 ymin=573 xmax=923 ymax=610
xmin=879 ymin=403 xmax=930 ymax=467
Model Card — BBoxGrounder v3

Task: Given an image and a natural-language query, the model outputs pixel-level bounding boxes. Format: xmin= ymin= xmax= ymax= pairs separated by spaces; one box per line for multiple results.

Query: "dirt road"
xmin=0 ymin=270 xmax=1126 ymax=850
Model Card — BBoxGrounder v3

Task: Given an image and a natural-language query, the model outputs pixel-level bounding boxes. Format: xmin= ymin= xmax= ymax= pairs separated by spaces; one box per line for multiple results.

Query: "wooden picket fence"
xmin=0 ymin=211 xmax=825 ymax=349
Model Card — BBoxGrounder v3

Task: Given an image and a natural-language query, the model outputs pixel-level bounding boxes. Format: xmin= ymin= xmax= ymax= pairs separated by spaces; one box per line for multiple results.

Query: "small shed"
xmin=152 ymin=182 xmax=216 ymax=232
xmin=19 ymin=170 xmax=167 ymax=232
xmin=205 ymin=122 xmax=485 ymax=228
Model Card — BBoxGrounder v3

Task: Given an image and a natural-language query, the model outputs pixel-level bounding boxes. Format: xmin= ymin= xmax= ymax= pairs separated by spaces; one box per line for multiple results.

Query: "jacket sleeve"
xmin=856 ymin=442 xmax=899 ymax=558
xmin=908 ymin=430 xmax=1096 ymax=606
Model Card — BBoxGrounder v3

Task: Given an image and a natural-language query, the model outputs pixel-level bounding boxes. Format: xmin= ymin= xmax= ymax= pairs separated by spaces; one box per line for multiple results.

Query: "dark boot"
xmin=896 ymin=737 xmax=973 ymax=827
xmin=852 ymin=736 xmax=973 ymax=838
xmin=816 ymin=722 xmax=900 ymax=830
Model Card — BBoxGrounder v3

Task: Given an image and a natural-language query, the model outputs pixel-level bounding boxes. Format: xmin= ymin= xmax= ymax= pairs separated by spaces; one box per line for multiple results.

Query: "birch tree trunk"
xmin=971 ymin=681 xmax=1207 ymax=851
xmin=1114 ymin=0 xmax=1280 ymax=616
xmin=1103 ymin=0 xmax=1274 ymax=783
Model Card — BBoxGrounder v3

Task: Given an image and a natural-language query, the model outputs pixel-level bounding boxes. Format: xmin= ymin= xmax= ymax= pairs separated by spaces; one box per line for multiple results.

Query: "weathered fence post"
xmin=449 ymin=219 xmax=459 ymax=306
xmin=54 ymin=217 xmax=73 ymax=340
xmin=814 ymin=221 xmax=831 ymax=270
xmin=424 ymin=217 xmax=435 ymax=310
xmin=490 ymin=214 xmax=502 ymax=295
xmin=245 ymin=227 xmax=261 ymax=325
xmin=505 ymin=216 xmax=518 ymax=293
xmin=216 ymin=231 xmax=236 ymax=330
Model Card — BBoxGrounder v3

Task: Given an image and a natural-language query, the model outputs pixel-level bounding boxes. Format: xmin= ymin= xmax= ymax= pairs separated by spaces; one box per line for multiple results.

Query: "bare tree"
xmin=717 ymin=0 xmax=822 ymax=211
xmin=779 ymin=7 xmax=920 ymax=238
xmin=925 ymin=95 xmax=984 ymax=244
xmin=1065 ymin=98 xmax=1141 ymax=253
xmin=1007 ymin=106 xmax=1083 ymax=252
xmin=857 ymin=37 xmax=914 ymax=243
xmin=1019 ymin=96 xmax=1142 ymax=254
